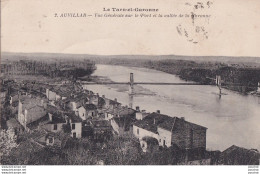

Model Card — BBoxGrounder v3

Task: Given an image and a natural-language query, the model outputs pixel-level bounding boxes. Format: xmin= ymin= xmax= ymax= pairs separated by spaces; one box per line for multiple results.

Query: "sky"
xmin=1 ymin=0 xmax=260 ymax=57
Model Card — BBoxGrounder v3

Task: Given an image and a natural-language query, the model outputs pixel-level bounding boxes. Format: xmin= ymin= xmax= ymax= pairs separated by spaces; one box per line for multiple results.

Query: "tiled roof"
xmin=10 ymin=92 xmax=18 ymax=97
xmin=91 ymin=120 xmax=111 ymax=128
xmin=117 ymin=107 xmax=136 ymax=117
xmin=55 ymin=89 xmax=72 ymax=97
xmin=69 ymin=94 xmax=88 ymax=103
xmin=134 ymin=112 xmax=173 ymax=133
xmin=6 ymin=118 xmax=23 ymax=129
xmin=26 ymin=114 xmax=49 ymax=130
xmin=20 ymin=97 xmax=43 ymax=110
xmin=65 ymin=112 xmax=82 ymax=123
xmin=11 ymin=101 xmax=19 ymax=107
xmin=46 ymin=105 xmax=58 ymax=114
xmin=134 ymin=112 xmax=207 ymax=134
xmin=98 ymin=97 xmax=105 ymax=105
xmin=113 ymin=116 xmax=134 ymax=131
xmin=30 ymin=91 xmax=47 ymax=98
xmin=48 ymin=113 xmax=66 ymax=124
xmin=15 ymin=138 xmax=45 ymax=153
xmin=109 ymin=99 xmax=121 ymax=105
xmin=26 ymin=104 xmax=45 ymax=112
xmin=84 ymin=104 xmax=97 ymax=110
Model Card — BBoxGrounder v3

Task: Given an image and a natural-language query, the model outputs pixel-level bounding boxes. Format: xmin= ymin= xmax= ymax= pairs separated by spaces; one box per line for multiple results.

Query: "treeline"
xmin=2 ymin=133 xmax=259 ymax=165
xmin=1 ymin=59 xmax=96 ymax=79
xmin=0 ymin=133 xmax=210 ymax=165
xmin=96 ymin=58 xmax=260 ymax=93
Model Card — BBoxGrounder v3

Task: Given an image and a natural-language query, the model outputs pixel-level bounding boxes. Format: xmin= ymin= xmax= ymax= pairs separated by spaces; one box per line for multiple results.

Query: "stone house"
xmin=110 ymin=107 xmax=136 ymax=136
xmin=6 ymin=118 xmax=24 ymax=134
xmin=111 ymin=116 xmax=135 ymax=136
xmin=46 ymin=87 xmax=56 ymax=101
xmin=103 ymin=97 xmax=121 ymax=110
xmin=78 ymin=104 xmax=98 ymax=120
xmin=66 ymin=112 xmax=82 ymax=138
xmin=9 ymin=92 xmax=19 ymax=104
xmin=18 ymin=97 xmax=47 ymax=130
xmin=0 ymin=89 xmax=7 ymax=105
xmin=10 ymin=101 xmax=19 ymax=114
xmin=40 ymin=112 xmax=67 ymax=133
xmin=133 ymin=112 xmax=207 ymax=150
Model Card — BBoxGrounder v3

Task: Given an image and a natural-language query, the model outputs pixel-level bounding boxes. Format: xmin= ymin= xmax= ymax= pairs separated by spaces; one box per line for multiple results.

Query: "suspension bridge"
xmin=81 ymin=73 xmax=260 ymax=95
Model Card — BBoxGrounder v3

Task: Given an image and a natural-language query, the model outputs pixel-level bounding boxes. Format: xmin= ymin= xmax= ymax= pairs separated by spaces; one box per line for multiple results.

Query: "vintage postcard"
xmin=0 ymin=0 xmax=260 ymax=171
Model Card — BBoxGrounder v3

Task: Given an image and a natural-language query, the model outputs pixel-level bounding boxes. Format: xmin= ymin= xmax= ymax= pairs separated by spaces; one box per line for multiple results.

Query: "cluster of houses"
xmin=1 ymin=78 xmax=208 ymax=153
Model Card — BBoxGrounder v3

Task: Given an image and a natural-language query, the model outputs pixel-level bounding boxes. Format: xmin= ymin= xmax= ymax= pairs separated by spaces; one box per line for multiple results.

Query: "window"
xmin=137 ymin=128 xmax=139 ymax=135
xmin=72 ymin=123 xmax=75 ymax=130
xmin=49 ymin=137 xmax=53 ymax=144
xmin=73 ymin=132 xmax=76 ymax=138
xmin=92 ymin=112 xmax=94 ymax=116
xmin=53 ymin=124 xmax=57 ymax=130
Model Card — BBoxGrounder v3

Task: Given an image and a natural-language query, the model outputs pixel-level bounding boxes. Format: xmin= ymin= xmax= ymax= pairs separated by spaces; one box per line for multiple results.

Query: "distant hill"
xmin=1 ymin=52 xmax=260 ymax=65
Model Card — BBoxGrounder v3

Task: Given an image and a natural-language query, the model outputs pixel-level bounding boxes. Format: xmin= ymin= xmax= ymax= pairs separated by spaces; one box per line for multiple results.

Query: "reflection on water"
xmin=85 ymin=64 xmax=260 ymax=151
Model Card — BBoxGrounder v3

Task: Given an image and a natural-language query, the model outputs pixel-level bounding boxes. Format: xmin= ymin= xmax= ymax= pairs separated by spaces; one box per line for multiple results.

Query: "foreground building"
xmin=18 ymin=97 xmax=47 ymax=131
xmin=133 ymin=112 xmax=207 ymax=151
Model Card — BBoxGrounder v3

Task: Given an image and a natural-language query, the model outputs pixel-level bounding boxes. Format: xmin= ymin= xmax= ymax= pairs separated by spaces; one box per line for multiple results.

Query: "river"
xmin=85 ymin=64 xmax=260 ymax=151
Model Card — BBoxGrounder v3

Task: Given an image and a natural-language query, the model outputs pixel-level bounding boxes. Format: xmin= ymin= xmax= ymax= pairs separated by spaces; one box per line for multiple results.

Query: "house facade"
xmin=46 ymin=88 xmax=56 ymax=101
xmin=40 ymin=112 xmax=66 ymax=133
xmin=10 ymin=92 xmax=19 ymax=104
xmin=133 ymin=112 xmax=207 ymax=150
xmin=18 ymin=97 xmax=47 ymax=130
xmin=110 ymin=107 xmax=136 ymax=136
xmin=78 ymin=104 xmax=98 ymax=120
xmin=65 ymin=113 xmax=82 ymax=138
xmin=111 ymin=116 xmax=135 ymax=136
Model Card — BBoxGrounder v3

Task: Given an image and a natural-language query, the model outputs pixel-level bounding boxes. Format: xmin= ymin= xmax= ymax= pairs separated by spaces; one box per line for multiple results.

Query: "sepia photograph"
xmin=0 ymin=0 xmax=260 ymax=172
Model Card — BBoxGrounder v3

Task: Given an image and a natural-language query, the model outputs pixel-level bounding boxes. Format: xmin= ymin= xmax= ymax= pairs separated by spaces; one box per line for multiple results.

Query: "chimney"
xmin=156 ymin=110 xmax=160 ymax=114
xmin=96 ymin=93 xmax=99 ymax=97
xmin=41 ymin=99 xmax=44 ymax=106
xmin=65 ymin=116 xmax=68 ymax=124
xmin=114 ymin=98 xmax=117 ymax=102
xmin=180 ymin=117 xmax=185 ymax=121
xmin=136 ymin=106 xmax=140 ymax=112
xmin=49 ymin=114 xmax=53 ymax=121
xmin=102 ymin=95 xmax=105 ymax=98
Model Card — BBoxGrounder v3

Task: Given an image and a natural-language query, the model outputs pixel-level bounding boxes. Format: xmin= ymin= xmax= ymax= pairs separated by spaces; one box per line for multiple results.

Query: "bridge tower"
xmin=216 ymin=75 xmax=222 ymax=95
xmin=128 ymin=93 xmax=134 ymax=109
xmin=129 ymin=73 xmax=134 ymax=95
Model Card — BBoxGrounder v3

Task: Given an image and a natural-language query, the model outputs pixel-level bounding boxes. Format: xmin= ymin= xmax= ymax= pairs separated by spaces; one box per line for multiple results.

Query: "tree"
xmin=0 ymin=129 xmax=18 ymax=158
xmin=62 ymin=123 xmax=71 ymax=133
